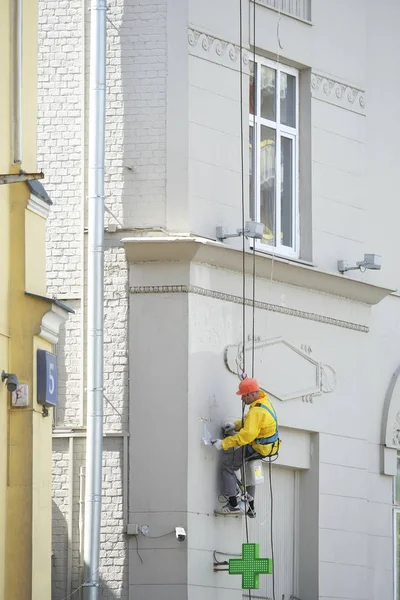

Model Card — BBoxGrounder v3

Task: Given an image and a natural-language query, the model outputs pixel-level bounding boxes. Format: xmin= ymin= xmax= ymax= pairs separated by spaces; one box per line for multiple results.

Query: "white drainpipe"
xmin=83 ymin=0 xmax=106 ymax=598
xmin=11 ymin=0 xmax=22 ymax=164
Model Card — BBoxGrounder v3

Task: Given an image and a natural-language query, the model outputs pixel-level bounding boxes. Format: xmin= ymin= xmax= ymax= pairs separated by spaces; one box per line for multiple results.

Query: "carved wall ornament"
xmin=311 ymin=72 xmax=366 ymax=115
xmin=188 ymin=28 xmax=250 ymax=72
xmin=224 ymin=337 xmax=336 ymax=403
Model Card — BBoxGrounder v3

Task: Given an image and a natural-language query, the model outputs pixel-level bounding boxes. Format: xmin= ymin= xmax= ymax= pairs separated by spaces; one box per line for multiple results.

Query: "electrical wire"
xmin=265 ymin=3 xmax=284 ymax=594
xmin=133 ymin=528 xmax=179 ymax=565
xmin=269 ymin=457 xmax=276 ymax=600
xmin=238 ymin=5 xmax=251 ymax=585
xmin=239 ymin=2 xmax=281 ymax=599
xmin=141 ymin=529 xmax=176 ymax=539
xmin=251 ymin=0 xmax=257 ymax=380
xmin=59 ymin=567 xmax=100 ymax=600
xmin=213 ymin=549 xmax=242 ymax=565
xmin=239 ymin=0 xmax=246 ymax=375
xmin=134 ymin=535 xmax=144 ymax=564
xmin=104 ymin=394 xmax=123 ymax=419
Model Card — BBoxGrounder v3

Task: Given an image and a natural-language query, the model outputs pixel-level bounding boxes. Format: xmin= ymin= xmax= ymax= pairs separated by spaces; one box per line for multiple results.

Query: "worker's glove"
xmin=211 ymin=439 xmax=223 ymax=451
xmin=221 ymin=421 xmax=236 ymax=435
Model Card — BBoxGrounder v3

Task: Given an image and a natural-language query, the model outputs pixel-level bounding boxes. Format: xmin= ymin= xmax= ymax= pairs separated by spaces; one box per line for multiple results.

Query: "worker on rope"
xmin=212 ymin=378 xmax=280 ymax=516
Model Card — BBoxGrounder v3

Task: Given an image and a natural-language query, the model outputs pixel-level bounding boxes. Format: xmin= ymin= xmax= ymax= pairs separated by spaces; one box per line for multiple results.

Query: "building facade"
xmin=0 ymin=0 xmax=70 ymax=598
xmin=38 ymin=0 xmax=400 ymax=599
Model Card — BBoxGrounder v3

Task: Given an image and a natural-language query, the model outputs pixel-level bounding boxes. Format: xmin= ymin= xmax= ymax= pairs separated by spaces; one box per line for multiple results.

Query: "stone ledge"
xmin=122 ymin=236 xmax=394 ymax=306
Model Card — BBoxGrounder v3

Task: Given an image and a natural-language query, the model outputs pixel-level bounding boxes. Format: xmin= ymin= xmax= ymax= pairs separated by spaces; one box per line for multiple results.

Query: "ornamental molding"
xmin=224 ymin=336 xmax=336 ymax=403
xmin=27 ymin=193 xmax=51 ymax=219
xmin=39 ymin=303 xmax=70 ymax=345
xmin=311 ymin=72 xmax=366 ymax=115
xmin=188 ymin=28 xmax=250 ymax=72
xmin=129 ymin=284 xmax=368 ymax=333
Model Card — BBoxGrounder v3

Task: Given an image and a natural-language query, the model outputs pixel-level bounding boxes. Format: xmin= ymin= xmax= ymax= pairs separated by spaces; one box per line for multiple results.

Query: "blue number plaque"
xmin=37 ymin=349 xmax=58 ymax=407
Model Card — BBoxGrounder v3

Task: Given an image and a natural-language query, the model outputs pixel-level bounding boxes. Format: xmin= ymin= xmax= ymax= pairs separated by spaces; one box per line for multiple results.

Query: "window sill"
xmin=122 ymin=235 xmax=395 ymax=306
xmin=252 ymin=0 xmax=313 ymax=27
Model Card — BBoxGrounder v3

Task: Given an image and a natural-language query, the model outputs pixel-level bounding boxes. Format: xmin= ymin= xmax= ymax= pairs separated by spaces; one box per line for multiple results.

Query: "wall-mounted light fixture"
xmin=1 ymin=370 xmax=19 ymax=393
xmin=338 ymin=253 xmax=382 ymax=274
xmin=216 ymin=221 xmax=265 ymax=242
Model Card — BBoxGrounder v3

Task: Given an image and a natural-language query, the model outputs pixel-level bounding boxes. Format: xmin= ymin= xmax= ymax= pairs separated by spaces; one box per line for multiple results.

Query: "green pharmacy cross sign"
xmin=229 ymin=543 xmax=273 ymax=589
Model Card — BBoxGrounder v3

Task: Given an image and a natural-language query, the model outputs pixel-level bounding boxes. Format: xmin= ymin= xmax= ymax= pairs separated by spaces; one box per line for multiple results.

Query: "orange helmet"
xmin=236 ymin=378 xmax=260 ymax=396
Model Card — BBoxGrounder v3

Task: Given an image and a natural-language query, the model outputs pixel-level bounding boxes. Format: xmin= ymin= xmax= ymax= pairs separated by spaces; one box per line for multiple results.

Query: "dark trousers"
xmin=220 ymin=446 xmax=257 ymax=501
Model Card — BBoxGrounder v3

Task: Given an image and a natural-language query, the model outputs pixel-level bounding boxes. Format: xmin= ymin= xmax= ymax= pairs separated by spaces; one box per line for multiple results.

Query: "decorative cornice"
xmin=122 ymin=237 xmax=394 ymax=306
xmin=188 ymin=28 xmax=249 ymax=72
xmin=311 ymin=72 xmax=366 ymax=115
xmin=27 ymin=193 xmax=51 ymax=219
xmin=130 ymin=284 xmax=368 ymax=333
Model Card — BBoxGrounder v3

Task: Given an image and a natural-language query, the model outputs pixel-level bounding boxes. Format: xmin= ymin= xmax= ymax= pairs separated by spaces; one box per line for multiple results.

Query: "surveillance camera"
xmin=6 ymin=374 xmax=18 ymax=393
xmin=175 ymin=527 xmax=186 ymax=542
xmin=1 ymin=371 xmax=19 ymax=393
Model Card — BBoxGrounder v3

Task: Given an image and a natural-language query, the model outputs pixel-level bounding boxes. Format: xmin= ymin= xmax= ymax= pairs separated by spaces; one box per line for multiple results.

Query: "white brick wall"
xmin=52 ymin=440 xmax=70 ymax=599
xmin=37 ymin=0 xmax=163 ymax=594
xmin=38 ymin=0 xmax=168 ymax=291
xmin=38 ymin=0 xmax=83 ymax=294
xmin=55 ymin=300 xmax=81 ymax=426
xmin=103 ymin=245 xmax=129 ymax=431
xmin=51 ymin=438 xmax=128 ymax=600
xmin=111 ymin=0 xmax=167 ymax=226
xmin=53 ymin=247 xmax=129 ymax=430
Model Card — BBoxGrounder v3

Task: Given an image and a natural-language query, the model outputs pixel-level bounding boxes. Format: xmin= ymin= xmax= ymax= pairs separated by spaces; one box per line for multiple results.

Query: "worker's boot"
xmin=215 ymin=502 xmax=244 ymax=516
xmin=246 ymin=499 xmax=256 ymax=518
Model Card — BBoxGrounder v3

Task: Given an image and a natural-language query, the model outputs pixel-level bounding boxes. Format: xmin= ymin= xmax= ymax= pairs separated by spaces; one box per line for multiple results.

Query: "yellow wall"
xmin=0 ymin=1 xmax=11 ymax=598
xmin=0 ymin=337 xmax=8 ymax=600
xmin=22 ymin=0 xmax=38 ymax=172
xmin=31 ymin=336 xmax=53 ymax=600
xmin=25 ymin=210 xmax=47 ymax=296
xmin=0 ymin=0 xmax=56 ymax=598
xmin=6 ymin=193 xmax=53 ymax=600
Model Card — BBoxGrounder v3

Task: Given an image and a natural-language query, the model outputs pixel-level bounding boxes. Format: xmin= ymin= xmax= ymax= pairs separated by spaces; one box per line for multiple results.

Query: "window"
xmin=395 ymin=456 xmax=400 ymax=599
xmin=260 ymin=0 xmax=312 ymax=23
xmin=249 ymin=56 xmax=299 ymax=258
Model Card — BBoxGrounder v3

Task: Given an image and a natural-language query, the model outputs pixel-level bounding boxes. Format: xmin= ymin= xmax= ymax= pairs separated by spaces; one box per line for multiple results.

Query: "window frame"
xmin=249 ymin=55 xmax=300 ymax=259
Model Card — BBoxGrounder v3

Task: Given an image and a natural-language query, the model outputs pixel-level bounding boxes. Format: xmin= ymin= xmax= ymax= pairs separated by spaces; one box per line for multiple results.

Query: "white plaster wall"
xmin=185 ymin=267 xmax=376 ymax=598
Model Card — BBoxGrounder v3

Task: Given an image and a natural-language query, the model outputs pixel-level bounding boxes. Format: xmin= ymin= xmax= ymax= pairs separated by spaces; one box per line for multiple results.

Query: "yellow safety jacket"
xmin=221 ymin=391 xmax=280 ymax=457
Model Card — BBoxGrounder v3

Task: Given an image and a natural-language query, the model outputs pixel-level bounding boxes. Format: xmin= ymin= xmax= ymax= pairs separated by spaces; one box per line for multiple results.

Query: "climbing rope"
xmin=238 ymin=2 xmax=252 ymax=576
xmin=240 ymin=0 xmax=284 ymax=597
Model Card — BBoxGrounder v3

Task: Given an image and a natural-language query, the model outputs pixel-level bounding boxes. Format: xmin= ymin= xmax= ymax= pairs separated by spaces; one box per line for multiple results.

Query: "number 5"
xmin=49 ymin=361 xmax=55 ymax=395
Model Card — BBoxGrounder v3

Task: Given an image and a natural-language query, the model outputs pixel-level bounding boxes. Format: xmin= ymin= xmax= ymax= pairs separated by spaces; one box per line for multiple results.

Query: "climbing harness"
xmin=254 ymin=403 xmax=279 ymax=445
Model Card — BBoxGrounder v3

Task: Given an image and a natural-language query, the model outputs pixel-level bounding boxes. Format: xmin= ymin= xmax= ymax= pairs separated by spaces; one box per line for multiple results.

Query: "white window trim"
xmin=250 ymin=55 xmax=300 ymax=259
xmin=394 ymin=470 xmax=400 ymax=600
xmin=394 ymin=509 xmax=398 ymax=600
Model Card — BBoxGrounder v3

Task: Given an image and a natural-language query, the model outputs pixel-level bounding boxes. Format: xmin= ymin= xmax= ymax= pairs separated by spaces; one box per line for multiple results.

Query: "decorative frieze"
xmin=130 ymin=284 xmax=369 ymax=333
xmin=188 ymin=28 xmax=250 ymax=73
xmin=311 ymin=72 xmax=366 ymax=115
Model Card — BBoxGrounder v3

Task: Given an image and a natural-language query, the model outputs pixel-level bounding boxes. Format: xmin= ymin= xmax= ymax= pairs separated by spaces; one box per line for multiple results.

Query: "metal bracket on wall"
xmin=0 ymin=172 xmax=44 ymax=185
